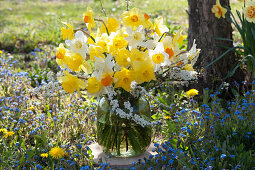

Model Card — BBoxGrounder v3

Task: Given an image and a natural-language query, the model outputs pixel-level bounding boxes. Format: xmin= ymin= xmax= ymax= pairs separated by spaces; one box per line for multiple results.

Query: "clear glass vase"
xmin=97 ymin=97 xmax=152 ymax=157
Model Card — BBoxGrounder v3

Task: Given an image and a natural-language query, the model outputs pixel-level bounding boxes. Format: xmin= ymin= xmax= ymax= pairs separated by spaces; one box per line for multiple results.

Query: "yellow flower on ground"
xmin=3 ymin=131 xmax=14 ymax=138
xmin=122 ymin=8 xmax=145 ymax=30
xmin=186 ymin=89 xmax=199 ymax=97
xmin=154 ymin=16 xmax=169 ymax=37
xmin=244 ymin=2 xmax=255 ymax=23
xmin=211 ymin=0 xmax=227 ymax=19
xmin=49 ymin=146 xmax=65 ymax=159
xmin=164 ymin=116 xmax=171 ymax=120
xmin=114 ymin=67 xmax=134 ymax=92
xmin=29 ymin=106 xmax=35 ymax=111
xmin=86 ymin=77 xmax=102 ymax=94
xmin=61 ymin=22 xmax=74 ymax=40
xmin=0 ymin=128 xmax=7 ymax=133
xmin=40 ymin=153 xmax=48 ymax=158
xmin=58 ymin=71 xmax=87 ymax=94
xmin=0 ymin=50 xmax=3 ymax=54
xmin=133 ymin=59 xmax=156 ymax=84
xmin=83 ymin=7 xmax=96 ymax=32
xmin=100 ymin=18 xmax=119 ymax=34
xmin=115 ymin=48 xmax=131 ymax=67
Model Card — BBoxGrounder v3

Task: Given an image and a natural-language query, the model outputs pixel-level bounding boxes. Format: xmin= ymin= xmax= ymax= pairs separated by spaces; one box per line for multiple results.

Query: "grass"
xmin=0 ymin=0 xmax=242 ymax=53
xmin=0 ymin=0 xmax=188 ymax=53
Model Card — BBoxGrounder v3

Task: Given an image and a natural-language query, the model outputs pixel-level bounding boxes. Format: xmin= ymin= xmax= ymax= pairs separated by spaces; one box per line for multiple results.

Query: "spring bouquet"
xmin=56 ymin=7 xmax=200 ymax=157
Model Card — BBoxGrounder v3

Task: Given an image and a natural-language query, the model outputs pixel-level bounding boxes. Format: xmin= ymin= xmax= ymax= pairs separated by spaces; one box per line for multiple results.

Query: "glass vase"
xmin=97 ymin=97 xmax=152 ymax=157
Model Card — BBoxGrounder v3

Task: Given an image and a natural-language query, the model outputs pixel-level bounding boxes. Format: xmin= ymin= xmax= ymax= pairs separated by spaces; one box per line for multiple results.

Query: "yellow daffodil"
xmin=116 ymin=48 xmax=131 ymax=67
xmin=61 ymin=22 xmax=74 ymax=40
xmin=89 ymin=46 xmax=105 ymax=61
xmin=56 ymin=43 xmax=67 ymax=60
xmin=211 ymin=0 xmax=227 ymax=19
xmin=83 ymin=7 xmax=96 ymax=32
xmin=58 ymin=71 xmax=87 ymax=93
xmin=49 ymin=146 xmax=65 ymax=159
xmin=40 ymin=153 xmax=48 ymax=158
xmin=100 ymin=18 xmax=119 ymax=34
xmin=3 ymin=131 xmax=14 ymax=138
xmin=114 ymin=67 xmax=134 ymax=92
xmin=130 ymin=48 xmax=148 ymax=63
xmin=186 ymin=89 xmax=199 ymax=97
xmin=66 ymin=52 xmax=85 ymax=72
xmin=110 ymin=34 xmax=128 ymax=55
xmin=154 ymin=16 xmax=169 ymax=37
xmin=86 ymin=77 xmax=102 ymax=94
xmin=133 ymin=59 xmax=156 ymax=84
xmin=244 ymin=2 xmax=255 ymax=23
xmin=122 ymin=8 xmax=145 ymax=30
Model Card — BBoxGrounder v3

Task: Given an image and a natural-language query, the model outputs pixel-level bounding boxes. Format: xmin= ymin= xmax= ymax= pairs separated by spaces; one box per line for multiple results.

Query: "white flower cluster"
xmin=169 ymin=67 xmax=197 ymax=81
xmin=130 ymin=81 xmax=147 ymax=98
xmin=107 ymin=90 xmax=151 ymax=127
xmin=31 ymin=71 xmax=66 ymax=98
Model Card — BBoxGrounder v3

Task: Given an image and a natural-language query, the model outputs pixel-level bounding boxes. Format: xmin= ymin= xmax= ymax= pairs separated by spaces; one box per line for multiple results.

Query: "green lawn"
xmin=0 ymin=0 xmax=242 ymax=53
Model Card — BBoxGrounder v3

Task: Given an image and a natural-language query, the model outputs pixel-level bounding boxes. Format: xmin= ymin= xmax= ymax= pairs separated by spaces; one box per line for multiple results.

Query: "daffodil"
xmin=211 ymin=0 xmax=227 ymax=19
xmin=65 ymin=31 xmax=89 ymax=58
xmin=83 ymin=7 xmax=96 ymax=32
xmin=125 ymin=25 xmax=145 ymax=49
xmin=58 ymin=71 xmax=87 ymax=93
xmin=66 ymin=52 xmax=91 ymax=73
xmin=244 ymin=2 xmax=255 ymax=23
xmin=95 ymin=33 xmax=110 ymax=53
xmin=110 ymin=33 xmax=128 ymax=55
xmin=162 ymin=35 xmax=180 ymax=61
xmin=115 ymin=48 xmax=131 ymax=67
xmin=86 ymin=77 xmax=103 ymax=94
xmin=114 ymin=67 xmax=134 ymax=92
xmin=56 ymin=43 xmax=69 ymax=69
xmin=133 ymin=59 xmax=156 ymax=84
xmin=61 ymin=22 xmax=74 ymax=40
xmin=186 ymin=89 xmax=199 ymax=97
xmin=154 ymin=16 xmax=169 ymax=37
xmin=149 ymin=42 xmax=170 ymax=71
xmin=100 ymin=18 xmax=119 ymax=34
xmin=130 ymin=48 xmax=148 ymax=63
xmin=122 ymin=8 xmax=145 ymax=30
xmin=49 ymin=146 xmax=65 ymax=159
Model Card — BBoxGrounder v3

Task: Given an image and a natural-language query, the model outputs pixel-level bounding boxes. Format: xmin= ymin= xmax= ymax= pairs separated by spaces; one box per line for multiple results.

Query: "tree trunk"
xmin=187 ymin=0 xmax=245 ymax=89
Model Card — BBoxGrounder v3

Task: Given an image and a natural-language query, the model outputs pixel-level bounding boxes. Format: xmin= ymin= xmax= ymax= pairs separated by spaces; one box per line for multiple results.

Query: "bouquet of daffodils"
xmin=56 ymin=7 xmax=200 ymax=127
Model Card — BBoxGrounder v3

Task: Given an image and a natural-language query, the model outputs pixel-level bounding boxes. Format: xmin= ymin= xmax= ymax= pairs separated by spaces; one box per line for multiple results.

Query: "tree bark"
xmin=187 ymin=0 xmax=245 ymax=89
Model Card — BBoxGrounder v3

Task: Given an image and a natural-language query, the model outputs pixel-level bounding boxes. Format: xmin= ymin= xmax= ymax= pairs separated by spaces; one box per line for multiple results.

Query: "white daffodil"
xmin=141 ymin=32 xmax=159 ymax=50
xmin=65 ymin=30 xmax=89 ymax=58
xmin=125 ymin=26 xmax=145 ymax=49
xmin=149 ymin=42 xmax=170 ymax=71
xmin=187 ymin=40 xmax=200 ymax=66
xmin=162 ymin=35 xmax=180 ymax=63
xmin=94 ymin=54 xmax=115 ymax=79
